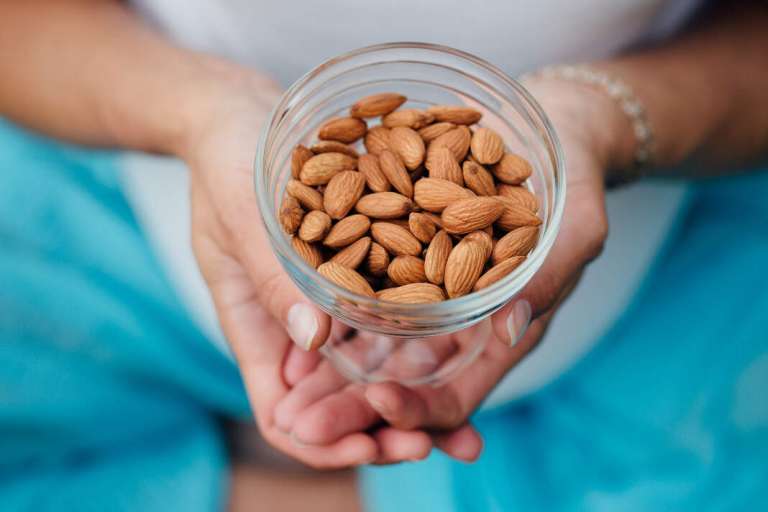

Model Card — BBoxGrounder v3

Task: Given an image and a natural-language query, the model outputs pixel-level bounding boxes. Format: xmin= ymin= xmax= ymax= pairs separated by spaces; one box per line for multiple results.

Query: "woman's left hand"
xmin=272 ymin=79 xmax=614 ymax=457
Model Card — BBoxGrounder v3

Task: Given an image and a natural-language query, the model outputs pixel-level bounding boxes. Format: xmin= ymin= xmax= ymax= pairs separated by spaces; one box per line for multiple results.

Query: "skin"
xmin=1 ymin=0 xmax=767 ymax=476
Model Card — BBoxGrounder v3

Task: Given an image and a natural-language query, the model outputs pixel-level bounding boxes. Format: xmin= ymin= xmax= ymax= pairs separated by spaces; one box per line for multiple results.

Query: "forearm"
xmin=0 ymin=0 xmax=263 ymax=156
xmin=596 ymin=1 xmax=768 ymax=177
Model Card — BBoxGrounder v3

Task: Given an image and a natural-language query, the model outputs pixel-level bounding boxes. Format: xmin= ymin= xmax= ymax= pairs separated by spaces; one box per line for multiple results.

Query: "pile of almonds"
xmin=279 ymin=92 xmax=541 ymax=304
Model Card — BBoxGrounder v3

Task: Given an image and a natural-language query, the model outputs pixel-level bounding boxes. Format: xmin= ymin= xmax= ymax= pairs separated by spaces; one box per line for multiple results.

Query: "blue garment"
xmin=0 ymin=120 xmax=250 ymax=511
xmin=362 ymin=170 xmax=768 ymax=510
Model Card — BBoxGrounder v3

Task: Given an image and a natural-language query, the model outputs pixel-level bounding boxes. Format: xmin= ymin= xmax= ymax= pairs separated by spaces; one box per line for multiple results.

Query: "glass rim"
xmin=254 ymin=42 xmax=566 ymax=317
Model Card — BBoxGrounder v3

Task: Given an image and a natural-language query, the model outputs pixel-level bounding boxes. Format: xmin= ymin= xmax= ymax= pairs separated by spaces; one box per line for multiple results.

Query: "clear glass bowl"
xmin=254 ymin=43 xmax=565 ymax=386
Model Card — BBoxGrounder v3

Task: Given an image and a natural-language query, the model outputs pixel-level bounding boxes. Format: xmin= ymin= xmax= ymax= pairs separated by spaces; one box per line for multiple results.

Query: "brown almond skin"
xmin=376 ymin=283 xmax=445 ymax=304
xmin=370 ymin=222 xmax=422 ymax=256
xmin=279 ymin=195 xmax=304 ymax=234
xmin=462 ymin=160 xmax=497 ymax=196
xmin=444 ymin=239 xmax=486 ymax=298
xmin=492 ymin=152 xmax=533 ymax=185
xmin=300 ymin=152 xmax=357 ymax=186
xmin=291 ymin=145 xmax=314 ymax=179
xmin=427 ymin=105 xmax=482 ymax=125
xmin=379 ymin=149 xmax=413 ymax=198
xmin=424 ymin=229 xmax=452 ymax=285
xmin=441 ymin=197 xmax=504 ymax=234
xmin=389 ymin=126 xmax=425 ymax=171
xmin=408 ymin=212 xmax=437 ymax=243
xmin=298 ymin=210 xmax=332 ymax=242
xmin=430 ymin=126 xmax=471 ymax=161
xmin=323 ymin=214 xmax=370 ymax=248
xmin=323 ymin=171 xmax=366 ymax=219
xmin=358 ymin=154 xmax=390 ymax=192
xmin=292 ymin=237 xmax=323 ymax=268
xmin=387 ymin=255 xmax=427 ymax=285
xmin=413 ymin=178 xmax=474 ymax=213
xmin=350 ymin=93 xmax=407 ymax=118
xmin=497 ymin=184 xmax=539 ymax=212
xmin=470 ymin=127 xmax=505 ymax=165
xmin=366 ymin=242 xmax=390 ymax=276
xmin=425 ymin=146 xmax=463 ymax=185
xmin=364 ymin=126 xmax=391 ymax=155
xmin=286 ymin=179 xmax=324 ymax=211
xmin=356 ymin=192 xmax=413 ymax=219
xmin=418 ymin=122 xmax=456 ymax=143
xmin=495 ymin=196 xmax=542 ymax=230
xmin=492 ymin=226 xmax=540 ymax=265
xmin=464 ymin=230 xmax=493 ymax=261
xmin=330 ymin=236 xmax=371 ymax=269
xmin=474 ymin=256 xmax=526 ymax=291
xmin=317 ymin=262 xmax=375 ymax=297
xmin=382 ymin=109 xmax=434 ymax=129
xmin=318 ymin=117 xmax=367 ymax=143
xmin=310 ymin=140 xmax=359 ymax=158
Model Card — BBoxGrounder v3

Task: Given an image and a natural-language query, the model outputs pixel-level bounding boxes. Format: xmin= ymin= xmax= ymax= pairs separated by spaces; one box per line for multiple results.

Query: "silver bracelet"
xmin=521 ymin=65 xmax=655 ymax=186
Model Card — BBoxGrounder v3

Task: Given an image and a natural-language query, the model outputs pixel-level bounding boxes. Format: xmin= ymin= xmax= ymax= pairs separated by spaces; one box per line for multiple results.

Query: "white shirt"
xmin=121 ymin=0 xmax=700 ymax=406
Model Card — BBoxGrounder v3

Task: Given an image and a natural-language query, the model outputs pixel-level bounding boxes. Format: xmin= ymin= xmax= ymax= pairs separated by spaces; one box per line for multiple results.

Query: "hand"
xmin=179 ymin=70 xmax=472 ymax=467
xmin=273 ymin=78 xmax=613 ymax=454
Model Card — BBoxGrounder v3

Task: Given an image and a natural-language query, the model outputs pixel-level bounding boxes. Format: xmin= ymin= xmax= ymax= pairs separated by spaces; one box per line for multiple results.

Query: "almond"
xmin=389 ymin=126 xmax=425 ymax=171
xmin=470 ymin=127 xmax=505 ymax=165
xmin=357 ymin=154 xmax=390 ymax=192
xmin=425 ymin=146 xmax=463 ymax=185
xmin=382 ymin=109 xmax=434 ymax=129
xmin=413 ymin=178 xmax=474 ymax=212
xmin=317 ymin=261 xmax=375 ymax=297
xmin=462 ymin=160 xmax=497 ymax=196
xmin=377 ymin=283 xmax=445 ymax=304
xmin=291 ymin=144 xmax=313 ymax=179
xmin=370 ymin=222 xmax=422 ymax=256
xmin=351 ymin=93 xmax=407 ymax=118
xmin=323 ymin=171 xmax=366 ymax=219
xmin=331 ymin=236 xmax=371 ymax=269
xmin=292 ymin=237 xmax=323 ymax=268
xmin=310 ymin=140 xmax=359 ymax=158
xmin=441 ymin=197 xmax=504 ymax=234
xmin=387 ymin=255 xmax=427 ymax=285
xmin=279 ymin=195 xmax=304 ymax=234
xmin=424 ymin=229 xmax=452 ymax=285
xmin=497 ymin=184 xmax=539 ymax=212
xmin=464 ymin=230 xmax=493 ymax=261
xmin=492 ymin=226 xmax=540 ymax=265
xmin=418 ymin=122 xmax=456 ymax=143
xmin=495 ymin=196 xmax=542 ymax=230
xmin=474 ymin=256 xmax=526 ymax=291
xmin=323 ymin=214 xmax=370 ymax=248
xmin=408 ymin=212 xmax=436 ymax=243
xmin=286 ymin=179 xmax=324 ymax=211
xmin=366 ymin=242 xmax=390 ymax=276
xmin=364 ymin=126 xmax=391 ymax=155
xmin=492 ymin=152 xmax=533 ymax=184
xmin=378 ymin=149 xmax=413 ymax=198
xmin=300 ymin=152 xmax=357 ymax=185
xmin=426 ymin=105 xmax=482 ymax=125
xmin=318 ymin=117 xmax=367 ymax=143
xmin=422 ymin=211 xmax=443 ymax=228
xmin=444 ymin=239 xmax=486 ymax=298
xmin=355 ymin=192 xmax=413 ymax=219
xmin=298 ymin=210 xmax=332 ymax=242
xmin=430 ymin=125 xmax=471 ymax=161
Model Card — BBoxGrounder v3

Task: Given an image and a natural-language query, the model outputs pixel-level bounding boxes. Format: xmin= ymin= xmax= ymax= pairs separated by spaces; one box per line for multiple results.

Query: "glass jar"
xmin=254 ymin=43 xmax=565 ymax=386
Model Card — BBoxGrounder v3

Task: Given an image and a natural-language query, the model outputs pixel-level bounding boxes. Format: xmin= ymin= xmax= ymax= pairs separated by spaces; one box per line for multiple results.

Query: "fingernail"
xmin=290 ymin=431 xmax=308 ymax=448
xmin=287 ymin=303 xmax=318 ymax=351
xmin=365 ymin=390 xmax=389 ymax=415
xmin=506 ymin=300 xmax=531 ymax=348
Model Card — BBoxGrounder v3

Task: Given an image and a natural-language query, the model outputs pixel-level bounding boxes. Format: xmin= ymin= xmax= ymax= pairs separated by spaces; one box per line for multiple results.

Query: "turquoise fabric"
xmin=0 ymin=120 xmax=250 ymax=511
xmin=362 ymin=170 xmax=768 ymax=510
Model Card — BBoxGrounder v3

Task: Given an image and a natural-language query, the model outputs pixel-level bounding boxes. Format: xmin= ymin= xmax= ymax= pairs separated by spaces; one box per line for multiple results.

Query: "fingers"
xmin=372 ymin=428 xmax=433 ymax=464
xmin=274 ymin=360 xmax=349 ymax=432
xmin=291 ymin=386 xmax=379 ymax=445
xmin=433 ymin=424 xmax=483 ymax=462
xmin=283 ymin=345 xmax=322 ymax=386
xmin=365 ymin=382 xmax=461 ymax=430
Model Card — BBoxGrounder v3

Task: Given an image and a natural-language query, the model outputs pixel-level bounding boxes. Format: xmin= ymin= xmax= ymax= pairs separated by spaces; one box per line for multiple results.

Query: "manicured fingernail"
xmin=287 ymin=303 xmax=317 ymax=351
xmin=506 ymin=300 xmax=531 ymax=347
